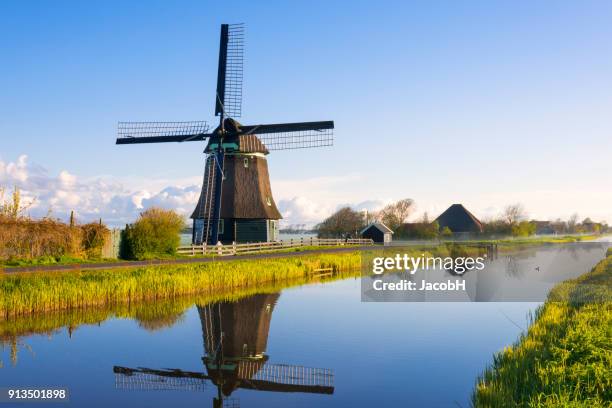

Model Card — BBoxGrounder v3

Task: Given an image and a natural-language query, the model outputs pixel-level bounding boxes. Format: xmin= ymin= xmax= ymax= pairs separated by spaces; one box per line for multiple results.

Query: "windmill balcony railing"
xmin=177 ymin=237 xmax=374 ymax=256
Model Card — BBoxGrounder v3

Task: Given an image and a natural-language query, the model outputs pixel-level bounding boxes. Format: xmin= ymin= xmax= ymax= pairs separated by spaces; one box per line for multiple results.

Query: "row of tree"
xmin=315 ymin=200 xmax=609 ymax=239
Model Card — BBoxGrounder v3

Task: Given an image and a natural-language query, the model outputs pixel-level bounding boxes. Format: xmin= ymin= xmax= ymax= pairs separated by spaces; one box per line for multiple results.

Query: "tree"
xmin=378 ymin=198 xmax=414 ymax=231
xmin=0 ymin=186 xmax=32 ymax=219
xmin=567 ymin=213 xmax=579 ymax=233
xmin=316 ymin=207 xmax=365 ymax=238
xmin=122 ymin=207 xmax=185 ymax=259
xmin=502 ymin=203 xmax=527 ymax=226
xmin=441 ymin=226 xmax=453 ymax=238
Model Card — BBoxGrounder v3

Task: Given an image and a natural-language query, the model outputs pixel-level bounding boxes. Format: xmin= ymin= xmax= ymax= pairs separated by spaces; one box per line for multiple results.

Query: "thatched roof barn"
xmin=434 ymin=204 xmax=483 ymax=233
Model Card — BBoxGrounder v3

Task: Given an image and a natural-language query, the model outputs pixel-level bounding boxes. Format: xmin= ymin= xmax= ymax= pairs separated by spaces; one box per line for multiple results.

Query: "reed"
xmin=0 ymin=252 xmax=361 ymax=319
xmin=472 ymin=249 xmax=612 ymax=407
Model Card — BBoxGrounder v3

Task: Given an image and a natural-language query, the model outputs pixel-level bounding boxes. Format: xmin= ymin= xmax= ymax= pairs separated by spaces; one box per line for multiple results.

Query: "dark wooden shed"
xmin=361 ymin=222 xmax=393 ymax=244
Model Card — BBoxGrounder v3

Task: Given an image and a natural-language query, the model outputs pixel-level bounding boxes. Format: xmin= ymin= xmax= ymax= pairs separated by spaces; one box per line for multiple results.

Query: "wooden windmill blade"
xmin=215 ymin=23 xmax=244 ymax=119
xmin=239 ymin=121 xmax=334 ymax=150
xmin=116 ymin=121 xmax=213 ymax=144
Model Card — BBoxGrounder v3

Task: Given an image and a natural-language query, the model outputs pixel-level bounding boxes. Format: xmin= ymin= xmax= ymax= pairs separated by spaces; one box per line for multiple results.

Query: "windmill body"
xmin=191 ymin=119 xmax=282 ymax=244
xmin=116 ymin=24 xmax=334 ymax=245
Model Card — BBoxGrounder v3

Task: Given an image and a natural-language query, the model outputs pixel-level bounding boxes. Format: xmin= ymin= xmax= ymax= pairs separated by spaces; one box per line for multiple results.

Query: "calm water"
xmin=1 ymin=243 xmax=608 ymax=407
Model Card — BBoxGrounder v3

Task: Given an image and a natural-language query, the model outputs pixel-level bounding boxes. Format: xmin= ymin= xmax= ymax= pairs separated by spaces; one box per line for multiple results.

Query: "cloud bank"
xmin=0 ymin=155 xmax=379 ymax=228
xmin=2 ymin=155 xmax=609 ymax=228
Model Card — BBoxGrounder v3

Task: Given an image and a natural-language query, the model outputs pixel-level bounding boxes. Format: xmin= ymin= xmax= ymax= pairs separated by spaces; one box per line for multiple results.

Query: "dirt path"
xmin=1 ymin=246 xmax=376 ymax=274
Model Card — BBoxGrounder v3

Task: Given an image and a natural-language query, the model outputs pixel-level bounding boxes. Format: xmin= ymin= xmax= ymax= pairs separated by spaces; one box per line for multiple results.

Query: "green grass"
xmin=0 ymin=244 xmax=360 ymax=267
xmin=0 ymin=252 xmax=361 ymax=319
xmin=472 ymin=248 xmax=612 ymax=407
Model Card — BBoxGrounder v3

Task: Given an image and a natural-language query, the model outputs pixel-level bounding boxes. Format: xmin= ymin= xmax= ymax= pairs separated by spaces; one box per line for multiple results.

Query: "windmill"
xmin=116 ymin=24 xmax=334 ymax=245
xmin=113 ymin=293 xmax=335 ymax=407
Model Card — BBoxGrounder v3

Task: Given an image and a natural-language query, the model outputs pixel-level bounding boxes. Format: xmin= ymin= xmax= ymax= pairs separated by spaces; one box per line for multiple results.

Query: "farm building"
xmin=434 ymin=204 xmax=483 ymax=234
xmin=361 ymin=222 xmax=393 ymax=244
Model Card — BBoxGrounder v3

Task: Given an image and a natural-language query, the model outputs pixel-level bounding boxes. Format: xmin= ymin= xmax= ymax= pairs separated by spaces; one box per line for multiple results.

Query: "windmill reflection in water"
xmin=113 ymin=294 xmax=335 ymax=407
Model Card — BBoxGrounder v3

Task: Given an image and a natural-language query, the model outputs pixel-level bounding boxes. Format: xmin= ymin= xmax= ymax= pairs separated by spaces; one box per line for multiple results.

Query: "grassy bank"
xmin=473 ymin=249 xmax=612 ymax=407
xmin=0 ymin=252 xmax=361 ymax=319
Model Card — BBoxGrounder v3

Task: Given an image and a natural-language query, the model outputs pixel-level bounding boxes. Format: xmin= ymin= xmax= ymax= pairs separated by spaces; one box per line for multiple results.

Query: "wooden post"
xmin=217 ymin=241 xmax=223 ymax=255
xmin=232 ymin=241 xmax=236 ymax=255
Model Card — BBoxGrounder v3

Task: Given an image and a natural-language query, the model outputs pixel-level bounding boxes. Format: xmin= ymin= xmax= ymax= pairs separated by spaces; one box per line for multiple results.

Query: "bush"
xmin=0 ymin=215 xmax=82 ymax=261
xmin=121 ymin=208 xmax=184 ymax=260
xmin=80 ymin=222 xmax=110 ymax=258
xmin=511 ymin=221 xmax=536 ymax=237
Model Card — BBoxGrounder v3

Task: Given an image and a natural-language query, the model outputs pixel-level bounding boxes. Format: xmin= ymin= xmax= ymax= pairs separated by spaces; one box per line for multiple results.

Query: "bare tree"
xmin=379 ymin=198 xmax=415 ymax=231
xmin=502 ymin=203 xmax=527 ymax=226
xmin=567 ymin=213 xmax=579 ymax=233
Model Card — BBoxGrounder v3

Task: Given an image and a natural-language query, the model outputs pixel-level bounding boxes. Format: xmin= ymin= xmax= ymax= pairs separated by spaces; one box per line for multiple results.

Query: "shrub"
xmin=80 ymin=222 xmax=110 ymax=259
xmin=122 ymin=208 xmax=184 ymax=260
xmin=511 ymin=221 xmax=536 ymax=237
xmin=0 ymin=216 xmax=82 ymax=261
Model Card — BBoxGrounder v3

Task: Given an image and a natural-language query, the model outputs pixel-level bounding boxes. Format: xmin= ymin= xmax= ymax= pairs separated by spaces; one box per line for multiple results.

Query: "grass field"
xmin=472 ymin=248 xmax=612 ymax=407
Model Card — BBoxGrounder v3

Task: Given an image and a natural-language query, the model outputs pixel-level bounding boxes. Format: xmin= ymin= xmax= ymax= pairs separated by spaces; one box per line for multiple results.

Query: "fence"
xmin=177 ymin=238 xmax=374 ymax=257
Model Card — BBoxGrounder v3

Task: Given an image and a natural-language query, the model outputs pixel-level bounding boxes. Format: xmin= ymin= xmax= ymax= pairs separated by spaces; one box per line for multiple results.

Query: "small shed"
xmin=361 ymin=222 xmax=393 ymax=244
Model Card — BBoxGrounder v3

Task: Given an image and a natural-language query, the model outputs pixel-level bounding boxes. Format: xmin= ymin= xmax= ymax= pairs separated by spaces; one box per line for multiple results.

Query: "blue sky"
xmin=1 ymin=0 xmax=611 ymax=226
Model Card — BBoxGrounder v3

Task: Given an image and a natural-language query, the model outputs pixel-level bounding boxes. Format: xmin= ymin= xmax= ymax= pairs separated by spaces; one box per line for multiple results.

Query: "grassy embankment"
xmin=0 ymin=243 xmax=489 ymax=319
xmin=473 ymin=248 xmax=612 ymax=407
xmin=0 ymin=252 xmax=362 ymax=319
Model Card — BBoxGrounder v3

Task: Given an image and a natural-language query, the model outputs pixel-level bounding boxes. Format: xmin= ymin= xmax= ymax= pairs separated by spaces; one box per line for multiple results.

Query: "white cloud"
xmin=3 ymin=156 xmax=608 ymax=229
xmin=0 ymin=155 xmax=201 ymax=227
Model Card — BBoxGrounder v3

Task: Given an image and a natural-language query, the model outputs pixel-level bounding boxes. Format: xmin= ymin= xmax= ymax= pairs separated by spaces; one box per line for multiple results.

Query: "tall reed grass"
xmin=472 ymin=249 xmax=612 ymax=407
xmin=0 ymin=252 xmax=361 ymax=319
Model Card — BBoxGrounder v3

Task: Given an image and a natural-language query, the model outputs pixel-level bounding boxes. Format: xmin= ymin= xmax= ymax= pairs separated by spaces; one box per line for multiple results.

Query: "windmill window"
xmin=266 ymin=197 xmax=272 ymax=206
xmin=243 ymin=158 xmax=249 ymax=168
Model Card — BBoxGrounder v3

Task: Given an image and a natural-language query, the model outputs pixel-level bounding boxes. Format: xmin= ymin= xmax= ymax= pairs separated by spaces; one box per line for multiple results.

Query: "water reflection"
xmin=362 ymin=242 xmax=609 ymax=302
xmin=113 ymin=293 xmax=335 ymax=407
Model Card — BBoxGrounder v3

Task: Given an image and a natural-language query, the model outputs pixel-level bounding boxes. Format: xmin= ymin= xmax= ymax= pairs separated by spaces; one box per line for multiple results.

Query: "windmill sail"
xmin=113 ymin=363 xmax=334 ymax=394
xmin=116 ymin=121 xmax=211 ymax=144
xmin=242 ymin=121 xmax=334 ymax=151
xmin=114 ymin=366 xmax=209 ymax=392
xmin=215 ymin=23 xmax=244 ymax=118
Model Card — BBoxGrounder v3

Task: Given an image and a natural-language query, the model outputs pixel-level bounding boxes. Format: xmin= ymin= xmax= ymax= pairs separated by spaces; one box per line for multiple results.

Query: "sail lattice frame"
xmin=258 ymin=128 xmax=333 ymax=151
xmin=117 ymin=121 xmax=210 ymax=140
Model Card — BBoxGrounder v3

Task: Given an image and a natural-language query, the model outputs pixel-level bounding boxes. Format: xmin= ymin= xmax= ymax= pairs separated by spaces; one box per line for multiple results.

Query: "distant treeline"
xmin=315 ymin=200 xmax=609 ymax=239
